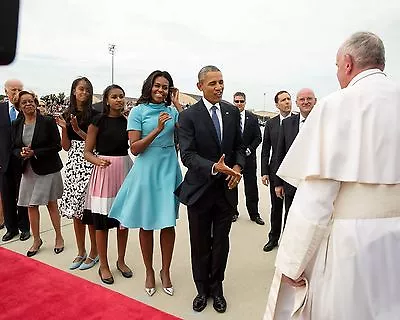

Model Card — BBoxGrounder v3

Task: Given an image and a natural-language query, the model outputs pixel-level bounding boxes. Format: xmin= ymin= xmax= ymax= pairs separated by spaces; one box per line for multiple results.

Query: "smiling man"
xmin=176 ymin=65 xmax=245 ymax=314
xmin=274 ymin=88 xmax=317 ymax=221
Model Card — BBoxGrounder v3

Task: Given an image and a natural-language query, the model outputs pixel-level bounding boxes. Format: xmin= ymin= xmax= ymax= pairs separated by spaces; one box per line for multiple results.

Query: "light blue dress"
xmin=109 ymin=103 xmax=182 ymax=230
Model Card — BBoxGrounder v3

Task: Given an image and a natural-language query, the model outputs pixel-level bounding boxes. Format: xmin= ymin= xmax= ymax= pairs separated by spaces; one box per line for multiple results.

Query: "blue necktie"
xmin=211 ymin=105 xmax=221 ymax=143
xmin=9 ymin=106 xmax=17 ymax=121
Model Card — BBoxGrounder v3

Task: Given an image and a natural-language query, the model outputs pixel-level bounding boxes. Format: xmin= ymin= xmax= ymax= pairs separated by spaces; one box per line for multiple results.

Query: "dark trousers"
xmin=187 ymin=179 xmax=234 ymax=297
xmin=268 ymin=174 xmax=284 ymax=243
xmin=2 ymin=159 xmax=29 ymax=233
xmin=238 ymin=156 xmax=259 ymax=219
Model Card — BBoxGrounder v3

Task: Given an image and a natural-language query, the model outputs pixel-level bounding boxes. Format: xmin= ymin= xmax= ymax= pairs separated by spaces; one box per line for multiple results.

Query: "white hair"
xmin=340 ymin=31 xmax=385 ymax=69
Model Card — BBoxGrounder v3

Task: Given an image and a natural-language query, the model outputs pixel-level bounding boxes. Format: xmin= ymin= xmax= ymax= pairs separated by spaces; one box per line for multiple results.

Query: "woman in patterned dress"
xmin=56 ymin=77 xmax=99 ymax=270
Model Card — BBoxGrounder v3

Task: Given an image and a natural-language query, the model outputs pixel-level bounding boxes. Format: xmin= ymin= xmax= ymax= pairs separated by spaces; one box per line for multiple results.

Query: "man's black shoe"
xmin=20 ymin=231 xmax=31 ymax=241
xmin=263 ymin=240 xmax=278 ymax=252
xmin=193 ymin=294 xmax=208 ymax=312
xmin=2 ymin=231 xmax=19 ymax=242
xmin=212 ymin=295 xmax=227 ymax=313
xmin=251 ymin=216 xmax=265 ymax=225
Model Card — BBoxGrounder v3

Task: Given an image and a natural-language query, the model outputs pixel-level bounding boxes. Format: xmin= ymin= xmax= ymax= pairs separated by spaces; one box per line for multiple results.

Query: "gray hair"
xmin=198 ymin=65 xmax=221 ymax=82
xmin=340 ymin=31 xmax=385 ymax=69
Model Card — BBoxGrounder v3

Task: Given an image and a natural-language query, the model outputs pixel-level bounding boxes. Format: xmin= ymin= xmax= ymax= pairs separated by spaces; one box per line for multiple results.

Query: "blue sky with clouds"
xmin=1 ymin=0 xmax=399 ymax=111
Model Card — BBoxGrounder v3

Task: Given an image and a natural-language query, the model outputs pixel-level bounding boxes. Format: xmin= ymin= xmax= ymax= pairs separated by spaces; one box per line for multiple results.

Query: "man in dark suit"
xmin=260 ymin=90 xmax=292 ymax=252
xmin=275 ymin=88 xmax=317 ymax=217
xmin=176 ymin=66 xmax=245 ymax=314
xmin=1 ymin=79 xmax=30 ymax=242
xmin=232 ymin=92 xmax=264 ymax=225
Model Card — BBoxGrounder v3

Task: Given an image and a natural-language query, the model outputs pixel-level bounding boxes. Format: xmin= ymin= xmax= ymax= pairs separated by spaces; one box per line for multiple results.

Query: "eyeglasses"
xmin=234 ymin=100 xmax=245 ymax=103
xmin=298 ymin=97 xmax=315 ymax=102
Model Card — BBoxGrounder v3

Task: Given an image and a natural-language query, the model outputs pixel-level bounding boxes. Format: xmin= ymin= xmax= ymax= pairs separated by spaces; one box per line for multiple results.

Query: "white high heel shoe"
xmin=145 ymin=287 xmax=156 ymax=297
xmin=160 ymin=270 xmax=174 ymax=296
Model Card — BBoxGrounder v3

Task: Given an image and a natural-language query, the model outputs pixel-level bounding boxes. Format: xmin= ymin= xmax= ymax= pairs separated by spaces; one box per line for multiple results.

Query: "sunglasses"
xmin=234 ymin=100 xmax=245 ymax=103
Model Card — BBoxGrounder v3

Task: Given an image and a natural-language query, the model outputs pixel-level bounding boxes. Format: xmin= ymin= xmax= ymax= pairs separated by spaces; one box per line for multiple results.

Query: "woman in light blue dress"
xmin=110 ymin=70 xmax=183 ymax=296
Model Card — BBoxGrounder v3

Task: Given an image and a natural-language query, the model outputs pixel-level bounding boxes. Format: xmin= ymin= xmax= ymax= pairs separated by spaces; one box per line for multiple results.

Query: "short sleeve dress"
xmin=109 ymin=103 xmax=182 ymax=230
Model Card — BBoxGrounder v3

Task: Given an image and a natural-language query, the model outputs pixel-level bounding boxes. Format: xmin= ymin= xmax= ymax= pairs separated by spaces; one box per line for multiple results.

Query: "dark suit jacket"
xmin=0 ymin=102 xmax=12 ymax=175
xmin=242 ymin=111 xmax=262 ymax=160
xmin=261 ymin=115 xmax=281 ymax=177
xmin=176 ymin=100 xmax=246 ymax=206
xmin=12 ymin=114 xmax=63 ymax=175
xmin=275 ymin=113 xmax=300 ymax=193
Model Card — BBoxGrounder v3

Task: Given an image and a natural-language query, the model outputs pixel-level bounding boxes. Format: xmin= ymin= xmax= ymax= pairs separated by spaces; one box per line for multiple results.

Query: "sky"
xmin=1 ymin=0 xmax=399 ymax=111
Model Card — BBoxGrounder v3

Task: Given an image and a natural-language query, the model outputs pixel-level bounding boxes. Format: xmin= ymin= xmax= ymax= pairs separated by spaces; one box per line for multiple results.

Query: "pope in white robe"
xmin=264 ymin=65 xmax=400 ymax=320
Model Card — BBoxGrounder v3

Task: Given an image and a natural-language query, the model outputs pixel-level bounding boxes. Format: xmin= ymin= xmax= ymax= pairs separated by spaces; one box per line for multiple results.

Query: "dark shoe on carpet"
xmin=116 ymin=262 xmax=133 ymax=278
xmin=27 ymin=239 xmax=43 ymax=257
xmin=20 ymin=231 xmax=31 ymax=241
xmin=212 ymin=295 xmax=227 ymax=313
xmin=2 ymin=231 xmax=19 ymax=242
xmin=263 ymin=240 xmax=278 ymax=252
xmin=232 ymin=214 xmax=238 ymax=222
xmin=193 ymin=294 xmax=208 ymax=312
xmin=251 ymin=216 xmax=265 ymax=225
xmin=99 ymin=268 xmax=114 ymax=285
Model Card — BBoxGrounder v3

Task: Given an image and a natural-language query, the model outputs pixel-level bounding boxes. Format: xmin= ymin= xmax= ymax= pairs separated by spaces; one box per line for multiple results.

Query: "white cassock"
xmin=264 ymin=69 xmax=400 ymax=320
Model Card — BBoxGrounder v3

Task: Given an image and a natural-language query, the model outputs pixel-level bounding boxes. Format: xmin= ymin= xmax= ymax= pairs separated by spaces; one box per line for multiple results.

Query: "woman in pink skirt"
xmin=84 ymin=84 xmax=133 ymax=284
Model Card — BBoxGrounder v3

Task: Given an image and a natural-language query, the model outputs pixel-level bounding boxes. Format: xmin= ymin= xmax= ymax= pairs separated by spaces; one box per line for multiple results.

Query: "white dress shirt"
xmin=240 ymin=110 xmax=246 ymax=134
xmin=203 ymin=97 xmax=223 ymax=141
xmin=279 ymin=113 xmax=291 ymax=124
xmin=299 ymin=114 xmax=306 ymax=130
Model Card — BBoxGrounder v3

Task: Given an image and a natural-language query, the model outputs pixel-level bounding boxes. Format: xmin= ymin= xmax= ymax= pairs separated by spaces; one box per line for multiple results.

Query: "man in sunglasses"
xmin=232 ymin=92 xmax=264 ymax=225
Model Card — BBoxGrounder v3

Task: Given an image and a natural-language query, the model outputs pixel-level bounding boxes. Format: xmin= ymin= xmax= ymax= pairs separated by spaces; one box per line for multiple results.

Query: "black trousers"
xmin=238 ymin=155 xmax=259 ymax=219
xmin=2 ymin=159 xmax=29 ymax=233
xmin=187 ymin=179 xmax=234 ymax=297
xmin=268 ymin=174 xmax=285 ymax=243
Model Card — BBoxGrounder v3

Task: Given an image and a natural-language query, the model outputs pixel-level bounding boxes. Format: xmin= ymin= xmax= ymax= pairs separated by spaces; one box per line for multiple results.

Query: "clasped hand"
xmin=281 ymin=273 xmax=306 ymax=287
xmin=20 ymin=146 xmax=34 ymax=159
xmin=214 ymin=155 xmax=242 ymax=189
xmin=96 ymin=157 xmax=111 ymax=168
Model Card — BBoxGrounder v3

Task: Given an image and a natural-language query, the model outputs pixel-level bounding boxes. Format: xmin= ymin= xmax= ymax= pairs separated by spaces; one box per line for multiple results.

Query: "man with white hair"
xmin=264 ymin=31 xmax=400 ymax=319
xmin=0 ymin=79 xmax=30 ymax=242
xmin=274 ymin=88 xmax=316 ymax=221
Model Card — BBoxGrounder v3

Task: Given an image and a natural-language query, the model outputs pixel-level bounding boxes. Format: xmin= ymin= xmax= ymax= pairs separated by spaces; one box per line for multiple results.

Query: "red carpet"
xmin=0 ymin=247 xmax=181 ymax=320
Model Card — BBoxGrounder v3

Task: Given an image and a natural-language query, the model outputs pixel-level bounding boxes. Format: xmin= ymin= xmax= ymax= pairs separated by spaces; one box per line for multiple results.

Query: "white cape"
xmin=264 ymin=69 xmax=400 ymax=320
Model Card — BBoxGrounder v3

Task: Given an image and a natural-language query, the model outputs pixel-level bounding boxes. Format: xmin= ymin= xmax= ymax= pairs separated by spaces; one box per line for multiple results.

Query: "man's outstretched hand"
xmin=214 ymin=155 xmax=242 ymax=189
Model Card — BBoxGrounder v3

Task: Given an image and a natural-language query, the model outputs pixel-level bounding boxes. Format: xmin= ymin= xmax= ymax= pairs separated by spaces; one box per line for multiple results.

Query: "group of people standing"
xmin=0 ymin=65 xmax=245 ymax=314
xmin=2 ymin=30 xmax=399 ymax=319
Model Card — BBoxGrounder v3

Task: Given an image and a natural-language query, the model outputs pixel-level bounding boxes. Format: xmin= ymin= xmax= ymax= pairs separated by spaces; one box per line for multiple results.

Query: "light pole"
xmin=108 ymin=44 xmax=116 ymax=84
xmin=263 ymin=92 xmax=266 ymax=111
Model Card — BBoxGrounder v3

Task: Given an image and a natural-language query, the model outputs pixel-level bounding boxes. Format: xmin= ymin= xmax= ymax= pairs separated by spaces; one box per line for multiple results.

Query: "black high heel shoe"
xmin=27 ymin=239 xmax=43 ymax=257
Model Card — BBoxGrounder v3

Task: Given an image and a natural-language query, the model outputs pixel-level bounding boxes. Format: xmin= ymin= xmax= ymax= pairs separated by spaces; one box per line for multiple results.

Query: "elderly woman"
xmin=12 ymin=91 xmax=64 ymax=257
